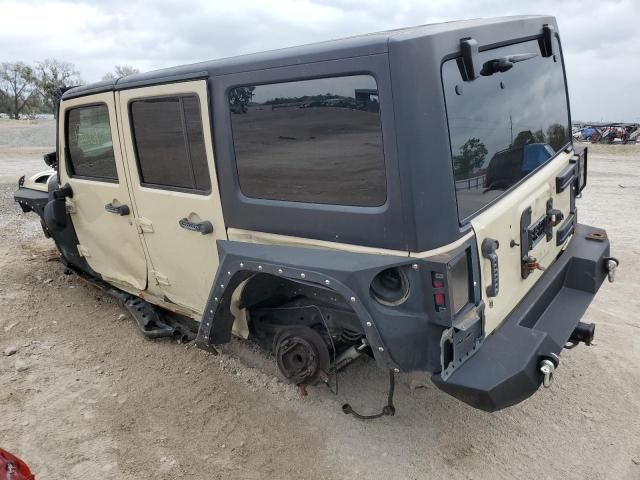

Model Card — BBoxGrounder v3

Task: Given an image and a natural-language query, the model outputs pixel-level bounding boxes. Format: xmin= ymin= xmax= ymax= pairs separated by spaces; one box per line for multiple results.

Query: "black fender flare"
xmin=195 ymin=240 xmax=414 ymax=371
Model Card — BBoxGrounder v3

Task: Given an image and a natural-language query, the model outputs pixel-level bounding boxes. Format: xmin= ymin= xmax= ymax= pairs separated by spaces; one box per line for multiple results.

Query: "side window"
xmin=130 ymin=95 xmax=211 ymax=192
xmin=229 ymin=75 xmax=386 ymax=207
xmin=66 ymin=104 xmax=118 ymax=181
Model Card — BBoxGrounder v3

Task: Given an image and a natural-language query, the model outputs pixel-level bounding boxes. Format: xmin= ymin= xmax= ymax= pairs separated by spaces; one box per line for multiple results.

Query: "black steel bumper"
xmin=432 ymin=223 xmax=611 ymax=412
xmin=14 ymin=186 xmax=49 ymax=215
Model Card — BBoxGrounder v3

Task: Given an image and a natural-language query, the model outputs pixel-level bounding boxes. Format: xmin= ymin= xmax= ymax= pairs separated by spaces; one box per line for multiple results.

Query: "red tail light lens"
xmin=434 ymin=292 xmax=446 ymax=311
xmin=432 ymin=272 xmax=446 ymax=311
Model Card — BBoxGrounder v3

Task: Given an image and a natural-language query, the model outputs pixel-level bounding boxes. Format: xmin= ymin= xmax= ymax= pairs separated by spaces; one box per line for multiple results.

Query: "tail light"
xmin=448 ymin=253 xmax=471 ymax=314
xmin=432 ymin=272 xmax=447 ymax=311
xmin=431 ymin=251 xmax=472 ymax=316
xmin=434 ymin=292 xmax=446 ymax=311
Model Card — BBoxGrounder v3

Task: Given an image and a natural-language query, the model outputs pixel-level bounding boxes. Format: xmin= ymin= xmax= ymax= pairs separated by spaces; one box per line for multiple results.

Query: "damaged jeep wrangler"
xmin=15 ymin=15 xmax=617 ymax=412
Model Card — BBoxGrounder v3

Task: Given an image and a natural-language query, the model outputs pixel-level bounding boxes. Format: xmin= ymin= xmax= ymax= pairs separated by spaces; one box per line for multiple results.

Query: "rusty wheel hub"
xmin=274 ymin=326 xmax=330 ymax=385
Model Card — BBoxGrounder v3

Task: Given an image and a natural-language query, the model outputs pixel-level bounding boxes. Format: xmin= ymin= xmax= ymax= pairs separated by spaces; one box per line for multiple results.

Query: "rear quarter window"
xmin=229 ymin=75 xmax=386 ymax=207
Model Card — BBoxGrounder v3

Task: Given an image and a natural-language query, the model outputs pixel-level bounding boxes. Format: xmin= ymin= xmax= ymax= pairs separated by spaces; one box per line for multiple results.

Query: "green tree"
xmin=0 ymin=62 xmax=37 ymax=119
xmin=102 ymin=65 xmax=141 ymax=81
xmin=229 ymin=86 xmax=255 ymax=113
xmin=512 ymin=130 xmax=536 ymax=147
xmin=547 ymin=123 xmax=568 ymax=150
xmin=0 ymin=89 xmax=7 ymax=114
xmin=34 ymin=59 xmax=81 ymax=114
xmin=533 ymin=129 xmax=546 ymax=143
xmin=453 ymin=138 xmax=488 ymax=177
xmin=513 ymin=129 xmax=548 ymax=147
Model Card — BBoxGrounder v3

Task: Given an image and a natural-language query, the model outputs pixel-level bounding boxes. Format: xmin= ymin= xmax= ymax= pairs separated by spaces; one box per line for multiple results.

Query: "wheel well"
xmin=236 ymin=273 xmax=366 ymax=353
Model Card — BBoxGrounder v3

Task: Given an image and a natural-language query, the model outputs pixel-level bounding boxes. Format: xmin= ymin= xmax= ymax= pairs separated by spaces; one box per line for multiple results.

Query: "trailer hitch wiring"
xmin=342 ymin=370 xmax=396 ymax=420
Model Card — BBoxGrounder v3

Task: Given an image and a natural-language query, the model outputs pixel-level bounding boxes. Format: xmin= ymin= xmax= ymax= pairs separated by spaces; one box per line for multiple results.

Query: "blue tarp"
xmin=522 ymin=143 xmax=554 ymax=172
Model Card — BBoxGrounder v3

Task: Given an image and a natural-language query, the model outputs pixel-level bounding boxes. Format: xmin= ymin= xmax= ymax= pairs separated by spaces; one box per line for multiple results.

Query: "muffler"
xmin=569 ymin=321 xmax=596 ymax=346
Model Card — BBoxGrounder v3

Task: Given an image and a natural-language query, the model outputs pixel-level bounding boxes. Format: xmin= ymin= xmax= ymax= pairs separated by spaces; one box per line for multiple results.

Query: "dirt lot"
xmin=1 ymin=120 xmax=639 ymax=479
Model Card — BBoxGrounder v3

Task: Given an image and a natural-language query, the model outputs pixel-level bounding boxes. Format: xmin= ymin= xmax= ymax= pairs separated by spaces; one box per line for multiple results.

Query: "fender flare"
xmin=195 ymin=240 xmax=411 ymax=371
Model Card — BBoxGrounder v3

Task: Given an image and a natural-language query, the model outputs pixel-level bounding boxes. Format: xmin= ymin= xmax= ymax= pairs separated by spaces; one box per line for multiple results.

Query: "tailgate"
xmin=471 ymin=151 xmax=574 ymax=333
xmin=441 ymin=33 xmax=574 ymax=333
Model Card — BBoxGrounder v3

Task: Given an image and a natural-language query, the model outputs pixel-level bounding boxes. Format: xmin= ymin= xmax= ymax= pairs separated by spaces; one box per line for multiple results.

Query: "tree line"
xmin=0 ymin=60 xmax=140 ymax=119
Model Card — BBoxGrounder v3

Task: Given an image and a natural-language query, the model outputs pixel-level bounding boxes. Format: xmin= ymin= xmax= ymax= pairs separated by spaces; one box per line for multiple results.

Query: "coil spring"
xmin=338 ymin=328 xmax=362 ymax=344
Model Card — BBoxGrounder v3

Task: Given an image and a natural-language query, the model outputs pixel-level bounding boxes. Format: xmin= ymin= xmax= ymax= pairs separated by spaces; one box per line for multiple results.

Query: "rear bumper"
xmin=432 ymin=223 xmax=611 ymax=412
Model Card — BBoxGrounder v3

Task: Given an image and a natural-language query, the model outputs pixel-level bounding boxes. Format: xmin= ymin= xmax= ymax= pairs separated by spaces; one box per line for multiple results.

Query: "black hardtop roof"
xmin=63 ymin=15 xmax=552 ymax=100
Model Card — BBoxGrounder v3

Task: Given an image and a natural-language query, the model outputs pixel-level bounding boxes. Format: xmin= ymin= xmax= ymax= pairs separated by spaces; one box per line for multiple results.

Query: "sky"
xmin=1 ymin=0 xmax=638 ymax=122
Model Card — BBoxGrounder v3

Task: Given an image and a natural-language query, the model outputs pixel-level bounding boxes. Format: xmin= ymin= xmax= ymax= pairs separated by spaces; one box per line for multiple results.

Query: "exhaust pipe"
xmin=569 ymin=321 xmax=596 ymax=346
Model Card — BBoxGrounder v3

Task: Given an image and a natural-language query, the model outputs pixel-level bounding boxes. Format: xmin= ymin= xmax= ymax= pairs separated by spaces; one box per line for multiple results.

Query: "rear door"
xmin=117 ymin=80 xmax=226 ymax=315
xmin=443 ymin=36 xmax=574 ymax=333
xmin=59 ymin=93 xmax=147 ymax=290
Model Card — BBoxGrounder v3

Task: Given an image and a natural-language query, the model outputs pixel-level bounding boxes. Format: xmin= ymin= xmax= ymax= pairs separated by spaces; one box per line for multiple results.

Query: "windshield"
xmin=443 ymin=37 xmax=570 ymax=221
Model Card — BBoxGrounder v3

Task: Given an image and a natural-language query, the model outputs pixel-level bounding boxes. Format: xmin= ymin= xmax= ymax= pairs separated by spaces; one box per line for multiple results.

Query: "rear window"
xmin=229 ymin=75 xmax=386 ymax=207
xmin=443 ymin=37 xmax=570 ymax=221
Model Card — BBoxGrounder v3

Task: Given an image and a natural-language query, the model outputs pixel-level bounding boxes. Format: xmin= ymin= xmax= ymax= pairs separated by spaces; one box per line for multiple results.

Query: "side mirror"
xmin=43 ymin=151 xmax=57 ymax=169
xmin=43 ymin=183 xmax=73 ymax=232
xmin=44 ymin=196 xmax=67 ymax=231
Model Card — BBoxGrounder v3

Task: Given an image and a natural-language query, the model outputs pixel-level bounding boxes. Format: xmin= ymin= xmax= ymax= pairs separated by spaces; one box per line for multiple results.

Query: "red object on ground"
xmin=0 ymin=449 xmax=35 ymax=480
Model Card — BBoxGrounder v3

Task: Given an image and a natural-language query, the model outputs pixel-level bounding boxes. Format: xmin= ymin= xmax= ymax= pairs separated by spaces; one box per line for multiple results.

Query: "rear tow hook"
xmin=605 ymin=257 xmax=619 ymax=283
xmin=539 ymin=353 xmax=560 ymax=388
xmin=570 ymin=321 xmax=596 ymax=346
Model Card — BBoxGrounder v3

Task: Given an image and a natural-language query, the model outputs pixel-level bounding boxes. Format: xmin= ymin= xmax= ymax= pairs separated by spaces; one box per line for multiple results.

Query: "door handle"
xmin=481 ymin=238 xmax=500 ymax=297
xmin=555 ymin=164 xmax=575 ymax=193
xmin=105 ymin=203 xmax=130 ymax=216
xmin=179 ymin=217 xmax=213 ymax=234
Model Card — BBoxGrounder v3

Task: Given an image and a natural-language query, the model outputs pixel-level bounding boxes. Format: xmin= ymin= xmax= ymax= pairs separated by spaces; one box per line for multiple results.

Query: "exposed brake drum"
xmin=273 ymin=326 xmax=330 ymax=386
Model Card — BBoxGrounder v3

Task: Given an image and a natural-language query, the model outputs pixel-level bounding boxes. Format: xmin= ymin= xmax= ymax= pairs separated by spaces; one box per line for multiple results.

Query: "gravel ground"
xmin=1 ymin=120 xmax=639 ymax=479
xmin=0 ymin=118 xmax=56 ymax=147
xmin=0 ymin=118 xmax=56 ymax=183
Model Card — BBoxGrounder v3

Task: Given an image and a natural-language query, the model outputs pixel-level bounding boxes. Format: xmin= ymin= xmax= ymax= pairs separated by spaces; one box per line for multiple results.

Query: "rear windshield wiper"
xmin=480 ymin=52 xmax=538 ymax=76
